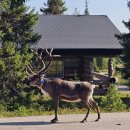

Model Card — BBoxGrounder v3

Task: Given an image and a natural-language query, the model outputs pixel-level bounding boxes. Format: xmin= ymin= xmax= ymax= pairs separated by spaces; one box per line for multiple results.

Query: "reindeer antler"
xmin=26 ymin=47 xmax=54 ymax=77
xmin=38 ymin=47 xmax=53 ymax=75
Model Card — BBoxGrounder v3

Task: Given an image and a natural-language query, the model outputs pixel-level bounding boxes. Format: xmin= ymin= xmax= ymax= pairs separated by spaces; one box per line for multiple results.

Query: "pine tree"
xmin=84 ymin=0 xmax=89 ymax=15
xmin=0 ymin=42 xmax=33 ymax=110
xmin=40 ymin=0 xmax=67 ymax=15
xmin=0 ymin=0 xmax=40 ymax=110
xmin=0 ymin=0 xmax=41 ymax=48
xmin=115 ymin=1 xmax=130 ymax=83
xmin=73 ymin=8 xmax=80 ymax=15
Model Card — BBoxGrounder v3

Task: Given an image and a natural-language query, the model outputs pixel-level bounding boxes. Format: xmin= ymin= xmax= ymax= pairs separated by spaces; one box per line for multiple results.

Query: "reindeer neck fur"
xmin=41 ymin=78 xmax=53 ymax=95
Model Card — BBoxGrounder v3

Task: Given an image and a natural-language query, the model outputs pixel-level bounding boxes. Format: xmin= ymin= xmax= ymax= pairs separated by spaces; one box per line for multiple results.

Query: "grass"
xmin=0 ymin=106 xmax=129 ymax=118
xmin=0 ymin=108 xmax=87 ymax=118
xmin=0 ymin=108 xmax=130 ymax=118
xmin=0 ymin=87 xmax=130 ymax=118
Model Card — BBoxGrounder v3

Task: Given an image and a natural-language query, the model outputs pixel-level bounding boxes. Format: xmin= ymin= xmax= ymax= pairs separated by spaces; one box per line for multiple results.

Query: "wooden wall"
xmin=62 ymin=56 xmax=93 ymax=82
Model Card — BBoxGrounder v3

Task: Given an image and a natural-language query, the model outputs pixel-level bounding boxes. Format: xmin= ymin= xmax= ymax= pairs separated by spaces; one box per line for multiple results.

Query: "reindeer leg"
xmin=81 ymin=107 xmax=90 ymax=123
xmin=89 ymin=99 xmax=101 ymax=121
xmin=51 ymin=98 xmax=59 ymax=123
xmin=81 ymin=99 xmax=92 ymax=123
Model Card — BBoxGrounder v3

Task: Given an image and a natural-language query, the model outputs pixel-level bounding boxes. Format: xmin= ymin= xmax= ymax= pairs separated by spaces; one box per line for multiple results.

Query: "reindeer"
xmin=26 ymin=48 xmax=101 ymax=123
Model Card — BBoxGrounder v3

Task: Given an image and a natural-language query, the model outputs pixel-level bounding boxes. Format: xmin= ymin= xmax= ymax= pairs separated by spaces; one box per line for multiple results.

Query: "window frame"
xmin=46 ymin=59 xmax=64 ymax=78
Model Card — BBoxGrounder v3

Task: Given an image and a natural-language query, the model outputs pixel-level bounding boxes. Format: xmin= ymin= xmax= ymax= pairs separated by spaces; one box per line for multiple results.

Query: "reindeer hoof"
xmin=51 ymin=118 xmax=58 ymax=123
xmin=95 ymin=117 xmax=101 ymax=122
xmin=80 ymin=120 xmax=87 ymax=123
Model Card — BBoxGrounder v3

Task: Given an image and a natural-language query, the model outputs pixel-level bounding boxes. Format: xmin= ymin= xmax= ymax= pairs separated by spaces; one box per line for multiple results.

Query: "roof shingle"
xmin=34 ymin=15 xmax=121 ymax=49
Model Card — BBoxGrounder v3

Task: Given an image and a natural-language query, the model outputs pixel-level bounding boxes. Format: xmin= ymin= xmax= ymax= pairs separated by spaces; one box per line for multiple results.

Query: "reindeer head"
xmin=26 ymin=48 xmax=53 ymax=89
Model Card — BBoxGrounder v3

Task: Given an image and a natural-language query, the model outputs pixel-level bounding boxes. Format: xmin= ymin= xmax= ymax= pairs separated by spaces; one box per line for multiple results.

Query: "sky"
xmin=26 ymin=0 xmax=130 ymax=33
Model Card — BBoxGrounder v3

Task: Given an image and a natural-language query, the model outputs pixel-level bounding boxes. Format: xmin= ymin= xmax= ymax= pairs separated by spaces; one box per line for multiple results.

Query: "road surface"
xmin=0 ymin=112 xmax=130 ymax=130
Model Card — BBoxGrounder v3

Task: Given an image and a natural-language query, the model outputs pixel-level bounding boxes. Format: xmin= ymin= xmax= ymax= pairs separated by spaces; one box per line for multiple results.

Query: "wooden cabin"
xmin=34 ymin=15 xmax=122 ymax=84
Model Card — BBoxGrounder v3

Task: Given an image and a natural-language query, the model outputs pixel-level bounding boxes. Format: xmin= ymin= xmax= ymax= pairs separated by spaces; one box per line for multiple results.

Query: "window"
xmin=46 ymin=60 xmax=64 ymax=78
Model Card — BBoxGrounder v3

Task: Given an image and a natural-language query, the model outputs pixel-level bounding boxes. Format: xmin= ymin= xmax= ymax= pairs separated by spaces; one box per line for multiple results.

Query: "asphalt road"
xmin=0 ymin=112 xmax=130 ymax=130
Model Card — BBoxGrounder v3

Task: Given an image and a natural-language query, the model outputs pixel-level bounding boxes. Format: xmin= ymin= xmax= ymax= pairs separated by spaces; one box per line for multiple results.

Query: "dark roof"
xmin=34 ymin=15 xmax=121 ymax=51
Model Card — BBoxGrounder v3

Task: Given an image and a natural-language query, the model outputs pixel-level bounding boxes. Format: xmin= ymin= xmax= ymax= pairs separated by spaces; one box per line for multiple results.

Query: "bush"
xmin=100 ymin=85 xmax=126 ymax=112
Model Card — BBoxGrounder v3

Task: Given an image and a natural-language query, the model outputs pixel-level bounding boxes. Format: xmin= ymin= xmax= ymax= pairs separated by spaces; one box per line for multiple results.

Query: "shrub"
xmin=101 ymin=85 xmax=126 ymax=112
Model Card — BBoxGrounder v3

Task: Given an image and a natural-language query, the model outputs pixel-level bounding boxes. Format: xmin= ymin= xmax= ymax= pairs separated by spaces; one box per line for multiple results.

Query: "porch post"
xmin=78 ymin=56 xmax=93 ymax=82
xmin=108 ymin=58 xmax=113 ymax=78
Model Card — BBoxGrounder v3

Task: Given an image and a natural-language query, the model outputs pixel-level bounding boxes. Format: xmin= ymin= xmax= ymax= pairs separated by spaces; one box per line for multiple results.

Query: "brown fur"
xmin=30 ymin=78 xmax=101 ymax=123
xmin=27 ymin=48 xmax=101 ymax=123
